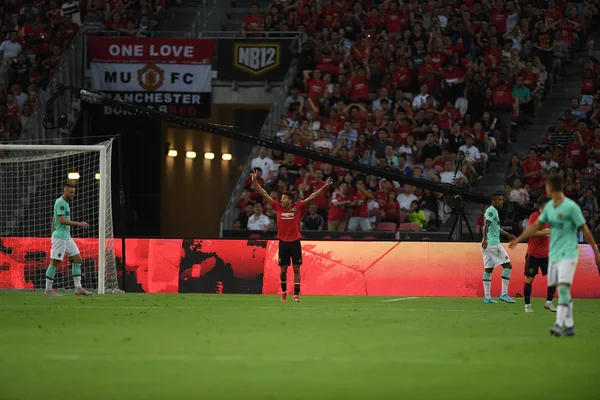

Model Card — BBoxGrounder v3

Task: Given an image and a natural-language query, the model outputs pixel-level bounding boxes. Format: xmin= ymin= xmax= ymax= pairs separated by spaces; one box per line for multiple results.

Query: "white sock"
xmin=483 ymin=281 xmax=491 ymax=298
xmin=556 ymin=304 xmax=568 ymax=327
xmin=73 ymin=276 xmax=82 ymax=289
xmin=501 ymin=278 xmax=509 ymax=296
xmin=565 ymin=302 xmax=574 ymax=328
xmin=45 ymin=278 xmax=53 ymax=292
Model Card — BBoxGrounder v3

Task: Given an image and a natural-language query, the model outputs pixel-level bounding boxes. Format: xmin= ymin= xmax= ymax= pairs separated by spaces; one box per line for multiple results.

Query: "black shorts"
xmin=525 ymin=254 xmax=549 ymax=277
xmin=278 ymin=239 xmax=302 ymax=267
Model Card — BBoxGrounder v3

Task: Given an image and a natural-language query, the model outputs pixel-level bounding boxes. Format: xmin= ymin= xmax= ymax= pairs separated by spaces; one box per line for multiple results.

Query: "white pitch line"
xmin=0 ymin=353 xmax=588 ymax=367
xmin=382 ymin=297 xmax=420 ymax=303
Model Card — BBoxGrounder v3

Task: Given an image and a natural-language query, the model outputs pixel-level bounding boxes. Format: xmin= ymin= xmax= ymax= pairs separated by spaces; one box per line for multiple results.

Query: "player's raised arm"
xmin=509 ymin=220 xmax=542 ymax=249
xmin=305 ymin=177 xmax=334 ymax=203
xmin=251 ymin=169 xmax=274 ymax=204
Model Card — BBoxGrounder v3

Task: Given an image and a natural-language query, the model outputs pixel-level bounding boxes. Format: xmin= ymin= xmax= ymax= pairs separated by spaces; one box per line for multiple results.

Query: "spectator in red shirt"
xmin=574 ymin=120 xmax=593 ymax=142
xmin=241 ymin=2 xmax=264 ymax=37
xmin=382 ymin=189 xmax=401 ymax=224
xmin=328 ymin=181 xmax=351 ymax=231
xmin=5 ymin=94 xmax=19 ymax=121
xmin=580 ymin=54 xmax=597 ymax=105
xmin=564 ymin=167 xmax=581 ymax=199
xmin=385 ymin=1 xmax=405 ymax=41
xmin=244 ymin=167 xmax=264 ymax=189
xmin=523 ymin=148 xmax=542 ymax=189
xmin=491 ymin=1 xmax=508 ymax=34
xmin=565 ymin=131 xmax=587 ymax=169
xmin=45 ymin=0 xmax=62 ymax=22
xmin=348 ymin=65 xmax=371 ymax=102
xmin=105 ymin=11 xmax=126 ymax=30
xmin=442 ymin=59 xmax=466 ymax=103
xmin=303 ymin=69 xmax=326 ymax=103
xmin=587 ymin=127 xmax=600 ymax=162
xmin=310 ymin=169 xmax=331 ymax=213
xmin=41 ymin=44 xmax=63 ymax=75
xmin=348 ymin=180 xmax=372 ymax=231
xmin=375 ymin=180 xmax=394 ymax=207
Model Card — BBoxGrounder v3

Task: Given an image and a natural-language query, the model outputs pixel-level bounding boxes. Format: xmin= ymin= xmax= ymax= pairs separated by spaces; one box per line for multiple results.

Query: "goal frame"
xmin=0 ymin=144 xmax=110 ymax=294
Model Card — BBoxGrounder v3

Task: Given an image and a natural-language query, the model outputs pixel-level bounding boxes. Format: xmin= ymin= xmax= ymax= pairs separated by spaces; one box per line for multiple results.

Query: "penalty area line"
xmin=382 ymin=297 xmax=419 ymax=303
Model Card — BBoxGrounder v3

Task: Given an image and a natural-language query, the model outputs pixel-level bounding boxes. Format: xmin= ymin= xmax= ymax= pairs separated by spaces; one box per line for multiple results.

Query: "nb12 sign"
xmin=234 ymin=43 xmax=280 ymax=76
xmin=218 ymin=38 xmax=294 ymax=81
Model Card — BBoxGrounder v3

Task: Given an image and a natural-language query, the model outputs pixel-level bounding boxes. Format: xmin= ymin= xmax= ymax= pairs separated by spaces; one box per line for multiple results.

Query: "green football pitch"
xmin=1 ymin=293 xmax=599 ymax=400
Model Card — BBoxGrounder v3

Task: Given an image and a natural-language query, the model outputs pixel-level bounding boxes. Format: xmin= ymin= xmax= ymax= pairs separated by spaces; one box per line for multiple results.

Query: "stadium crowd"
xmin=0 ymin=0 xmax=167 ymax=142
xmin=493 ymin=51 xmax=600 ymax=236
xmin=235 ymin=0 xmax=599 ymax=234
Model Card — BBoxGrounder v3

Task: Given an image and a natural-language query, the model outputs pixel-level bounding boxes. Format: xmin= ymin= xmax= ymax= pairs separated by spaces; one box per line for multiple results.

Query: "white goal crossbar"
xmin=0 ymin=143 xmax=113 ymax=294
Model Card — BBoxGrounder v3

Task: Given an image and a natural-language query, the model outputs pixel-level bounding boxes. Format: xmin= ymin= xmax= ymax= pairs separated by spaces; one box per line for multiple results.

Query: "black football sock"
xmin=524 ymin=282 xmax=532 ymax=305
xmin=280 ymin=281 xmax=287 ymax=293
xmin=294 ymin=283 xmax=300 ymax=296
xmin=546 ymin=285 xmax=556 ymax=302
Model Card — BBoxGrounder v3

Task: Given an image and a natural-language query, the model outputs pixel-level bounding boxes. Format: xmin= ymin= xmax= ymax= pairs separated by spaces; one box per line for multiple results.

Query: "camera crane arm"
xmin=41 ymin=85 xmax=528 ymax=210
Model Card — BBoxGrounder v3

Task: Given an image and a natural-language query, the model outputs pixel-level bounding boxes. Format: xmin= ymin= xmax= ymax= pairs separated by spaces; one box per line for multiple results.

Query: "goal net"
xmin=0 ymin=140 xmax=119 ymax=294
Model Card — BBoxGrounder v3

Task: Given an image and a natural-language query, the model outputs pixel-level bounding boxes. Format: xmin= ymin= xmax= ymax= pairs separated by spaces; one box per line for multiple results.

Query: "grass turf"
xmin=0 ymin=293 xmax=599 ymax=400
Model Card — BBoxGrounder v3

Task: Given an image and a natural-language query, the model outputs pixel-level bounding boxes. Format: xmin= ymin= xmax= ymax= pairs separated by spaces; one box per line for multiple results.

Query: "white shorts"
xmin=347 ymin=217 xmax=372 ymax=231
xmin=548 ymin=258 xmax=577 ymax=286
xmin=481 ymin=244 xmax=511 ymax=268
xmin=50 ymin=238 xmax=80 ymax=261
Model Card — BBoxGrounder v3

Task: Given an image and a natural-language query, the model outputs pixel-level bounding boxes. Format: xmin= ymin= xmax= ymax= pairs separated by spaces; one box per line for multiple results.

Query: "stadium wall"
xmin=1 ymin=239 xmax=599 ymax=298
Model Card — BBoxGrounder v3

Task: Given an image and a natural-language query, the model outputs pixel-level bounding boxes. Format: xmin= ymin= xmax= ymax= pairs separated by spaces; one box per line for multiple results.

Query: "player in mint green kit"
xmin=481 ymin=192 xmax=517 ymax=304
xmin=45 ymin=182 xmax=92 ymax=296
xmin=511 ymin=175 xmax=600 ymax=336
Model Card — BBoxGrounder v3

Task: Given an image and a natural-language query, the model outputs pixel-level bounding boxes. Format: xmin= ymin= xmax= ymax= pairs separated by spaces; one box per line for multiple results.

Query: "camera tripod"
xmin=448 ymin=209 xmax=475 ymax=241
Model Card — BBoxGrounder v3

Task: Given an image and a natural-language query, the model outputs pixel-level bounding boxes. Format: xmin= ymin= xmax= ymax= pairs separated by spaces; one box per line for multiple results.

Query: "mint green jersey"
xmin=484 ymin=205 xmax=501 ymax=246
xmin=52 ymin=197 xmax=71 ymax=240
xmin=538 ymin=197 xmax=585 ymax=262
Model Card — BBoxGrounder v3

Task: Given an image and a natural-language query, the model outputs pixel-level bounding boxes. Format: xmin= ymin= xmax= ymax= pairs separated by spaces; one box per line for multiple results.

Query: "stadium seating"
xmin=399 ymin=223 xmax=421 ymax=232
xmin=233 ymin=0 xmax=599 ymax=235
xmin=376 ymin=222 xmax=397 ymax=232
xmin=0 ymin=0 xmax=166 ymax=143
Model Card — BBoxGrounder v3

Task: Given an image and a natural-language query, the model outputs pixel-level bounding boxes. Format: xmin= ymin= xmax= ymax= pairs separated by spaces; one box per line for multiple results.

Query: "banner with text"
xmin=217 ymin=39 xmax=294 ymax=81
xmin=88 ymin=37 xmax=216 ymax=117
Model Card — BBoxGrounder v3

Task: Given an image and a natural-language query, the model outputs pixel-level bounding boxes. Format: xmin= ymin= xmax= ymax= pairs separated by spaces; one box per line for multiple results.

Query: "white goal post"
xmin=0 ymin=140 xmax=119 ymax=294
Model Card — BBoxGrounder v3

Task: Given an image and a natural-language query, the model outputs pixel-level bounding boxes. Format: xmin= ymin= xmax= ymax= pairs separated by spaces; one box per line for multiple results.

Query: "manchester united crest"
xmin=557 ymin=213 xmax=563 ymax=220
xmin=137 ymin=64 xmax=165 ymax=92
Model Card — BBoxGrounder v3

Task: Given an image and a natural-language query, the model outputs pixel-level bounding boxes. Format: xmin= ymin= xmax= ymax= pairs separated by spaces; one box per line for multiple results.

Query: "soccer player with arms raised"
xmin=523 ymin=196 xmax=557 ymax=313
xmin=481 ymin=192 xmax=517 ymax=304
xmin=251 ymin=169 xmax=333 ymax=302
xmin=511 ymin=175 xmax=600 ymax=336
xmin=45 ymin=183 xmax=92 ymax=296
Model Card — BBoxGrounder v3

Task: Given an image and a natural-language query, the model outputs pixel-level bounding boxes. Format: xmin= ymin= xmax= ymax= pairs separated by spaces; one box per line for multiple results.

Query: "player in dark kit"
xmin=251 ymin=169 xmax=333 ymax=302
xmin=524 ymin=196 xmax=556 ymax=313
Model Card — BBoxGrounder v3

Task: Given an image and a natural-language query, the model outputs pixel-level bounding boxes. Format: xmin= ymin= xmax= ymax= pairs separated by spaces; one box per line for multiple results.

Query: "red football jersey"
xmin=526 ymin=211 xmax=550 ymax=258
xmin=351 ymin=192 xmax=369 ymax=218
xmin=272 ymin=200 xmax=306 ymax=242
xmin=328 ymin=192 xmax=349 ymax=221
